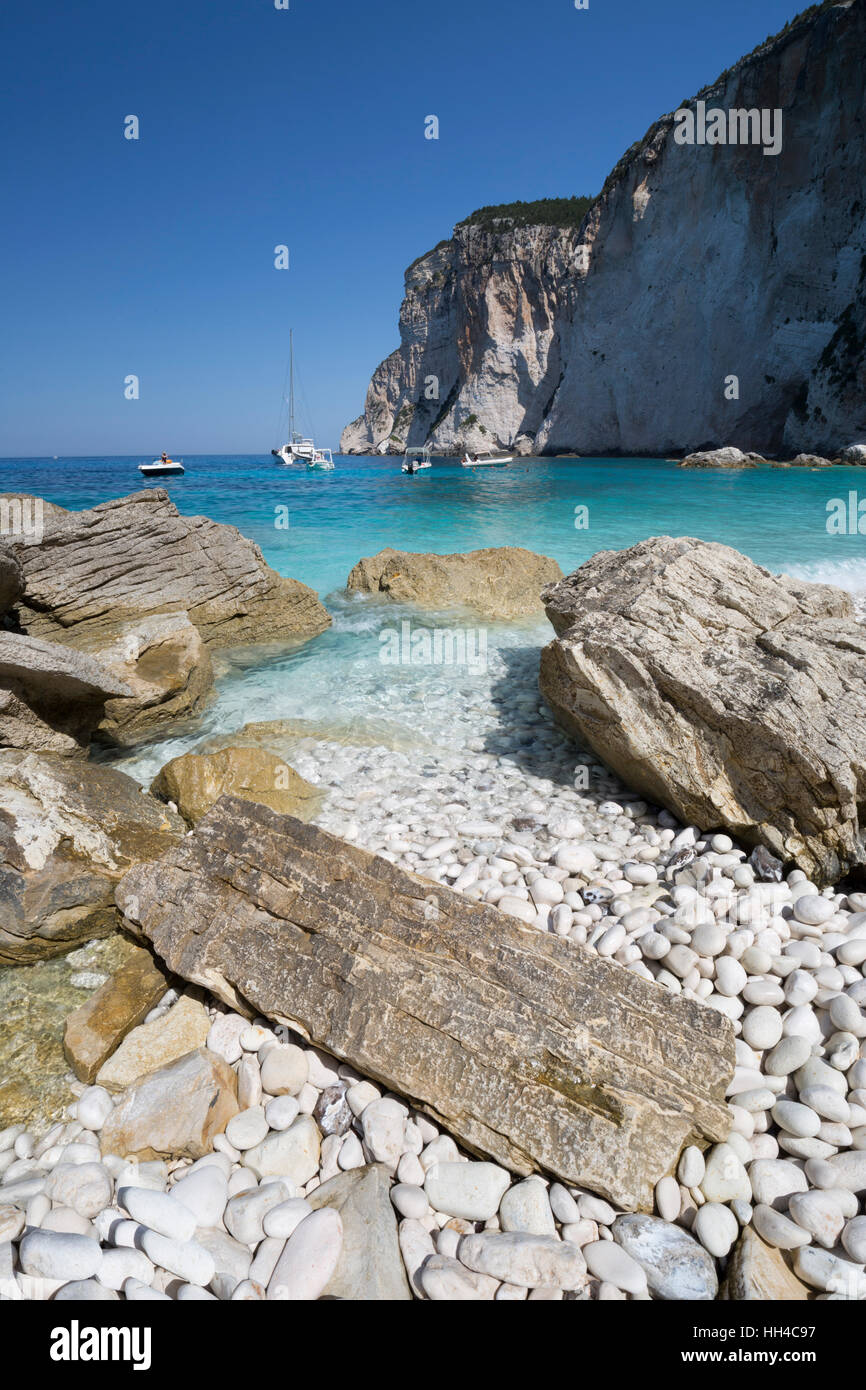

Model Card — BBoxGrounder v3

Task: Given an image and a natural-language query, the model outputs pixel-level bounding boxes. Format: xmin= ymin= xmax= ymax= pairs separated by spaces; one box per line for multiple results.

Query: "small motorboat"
xmin=402 ymin=445 xmax=433 ymax=474
xmin=139 ymin=457 xmax=185 ymax=477
xmin=460 ymin=451 xmax=512 ymax=467
xmin=307 ymin=447 xmax=334 ymax=471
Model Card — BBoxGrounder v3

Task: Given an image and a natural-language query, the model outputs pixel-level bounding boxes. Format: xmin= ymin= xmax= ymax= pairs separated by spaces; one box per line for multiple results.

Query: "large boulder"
xmin=0 ymin=543 xmax=24 ymax=616
xmin=539 ymin=536 xmax=866 ymax=884
xmin=150 ymin=745 xmax=321 ymax=827
xmin=0 ymin=751 xmax=185 ymax=963
xmin=346 ymin=546 xmax=562 ymax=619
xmin=1 ymin=491 xmax=331 ymax=743
xmin=117 ymin=798 xmax=734 ymax=1212
xmin=840 ymin=444 xmax=866 ymax=464
xmin=0 ymin=632 xmax=132 ymax=757
xmin=99 ymin=1048 xmax=238 ymax=1160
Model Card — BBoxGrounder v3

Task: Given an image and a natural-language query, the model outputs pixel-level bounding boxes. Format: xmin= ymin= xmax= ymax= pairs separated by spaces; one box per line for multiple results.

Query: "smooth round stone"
xmin=799 ymin=1086 xmax=850 ymax=1125
xmin=691 ymin=924 xmax=726 ymax=957
xmin=44 ymin=1162 xmax=112 ymax=1220
xmin=752 ymin=1204 xmax=811 ymax=1250
xmin=42 ymin=1208 xmax=95 ymax=1238
xmin=529 ymin=877 xmax=564 ymax=906
xmin=742 ymin=1006 xmax=783 ymax=1051
xmin=225 ymin=1182 xmax=293 ymax=1244
xmin=19 ymin=1230 xmax=102 ymax=1282
xmin=226 ymin=1106 xmax=269 ymax=1152
xmin=654 ymin=1175 xmax=680 ymax=1223
xmin=841 ymin=1216 xmax=866 ymax=1263
xmin=583 ymin=1240 xmax=647 ymax=1295
xmin=778 ymin=1136 xmax=837 ymax=1161
xmin=743 ymin=979 xmax=785 ymax=1007
xmin=54 ymin=1280 xmax=118 ymax=1301
xmin=262 ymin=1196 xmax=314 ymax=1239
xmin=390 ymin=1184 xmax=429 ymax=1221
xmin=639 ymin=930 xmax=670 ymax=962
xmin=97 ymin=1247 xmax=155 ymax=1291
xmin=714 ymin=957 xmax=747 ymax=996
xmin=772 ymin=1099 xmax=821 ymax=1139
xmin=424 ymin=1162 xmax=511 ymax=1222
xmin=700 ymin=1144 xmax=752 ymax=1203
xmin=265 ymin=1095 xmax=300 ymax=1132
xmin=260 ymin=1045 xmax=308 ymax=1097
xmin=611 ymin=1215 xmax=718 ymax=1300
xmin=795 ymin=1057 xmax=848 ymax=1097
xmin=804 ymin=1157 xmax=843 ymax=1190
xmin=206 ymin=1013 xmax=247 ymax=1065
xmin=499 ymin=1178 xmax=556 ymax=1236
xmin=339 ymin=1133 xmax=365 ymax=1170
xmin=579 ymin=1194 xmax=616 ymax=1225
xmin=624 ymin=863 xmax=657 ymax=886
xmin=268 ymin=1208 xmax=343 ymax=1300
xmin=826 ymin=1151 xmax=866 ymax=1191
xmin=361 ymin=1098 xmax=407 ymax=1168
xmin=747 ymin=1158 xmax=808 ymax=1208
xmin=548 ymin=1183 xmax=580 ymax=1225
xmin=829 ymin=993 xmax=866 ymax=1036
xmin=787 ymin=1192 xmax=845 ymax=1250
xmin=120 ymin=1186 xmax=196 ymax=1242
xmin=785 ymin=970 xmax=819 ymax=1006
xmin=677 ymin=1146 xmax=705 ymax=1189
xmin=498 ymin=896 xmax=536 ymax=924
xmin=764 ymin=1035 xmax=812 ymax=1076
xmin=139 ymin=1231 xmax=215 ymax=1286
xmin=76 ymin=1086 xmax=113 ymax=1132
xmin=794 ymin=1244 xmax=866 ymax=1297
xmin=793 ymin=894 xmax=835 ymax=927
xmin=741 ymin=947 xmax=773 ymax=975
xmin=693 ymin=1203 xmax=738 ymax=1258
xmin=736 ymin=1088 xmax=775 ymax=1113
xmin=169 ymin=1167 xmax=228 ymax=1229
xmin=554 ymin=846 xmax=598 ymax=875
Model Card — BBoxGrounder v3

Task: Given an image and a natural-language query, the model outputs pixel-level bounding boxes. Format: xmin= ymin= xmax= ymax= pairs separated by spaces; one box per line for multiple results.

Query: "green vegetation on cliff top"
xmin=456 ymin=196 xmax=595 ymax=232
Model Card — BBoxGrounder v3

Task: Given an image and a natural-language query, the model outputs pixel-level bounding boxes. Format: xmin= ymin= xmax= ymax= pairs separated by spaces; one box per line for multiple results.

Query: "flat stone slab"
xmin=117 ymin=798 xmax=735 ymax=1211
xmin=64 ymin=945 xmax=172 ymax=1083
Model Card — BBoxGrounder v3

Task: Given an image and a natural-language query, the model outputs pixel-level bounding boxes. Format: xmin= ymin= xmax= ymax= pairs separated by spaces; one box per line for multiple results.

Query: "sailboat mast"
xmin=289 ymin=330 xmax=295 ymax=443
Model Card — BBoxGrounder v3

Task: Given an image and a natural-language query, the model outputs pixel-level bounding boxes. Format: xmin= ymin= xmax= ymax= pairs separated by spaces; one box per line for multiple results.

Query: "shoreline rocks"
xmin=1 ymin=490 xmax=331 ymax=746
xmin=540 ymin=536 xmax=866 ymax=884
xmin=116 ymin=797 xmax=734 ymax=1211
xmin=150 ymin=745 xmax=321 ymax=827
xmin=0 ymin=751 xmax=185 ymax=964
xmin=346 ymin=546 xmax=562 ymax=619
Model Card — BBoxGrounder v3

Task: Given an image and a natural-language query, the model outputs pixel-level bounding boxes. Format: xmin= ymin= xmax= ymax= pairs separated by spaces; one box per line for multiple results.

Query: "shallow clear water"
xmin=3 ymin=452 xmax=865 ymax=780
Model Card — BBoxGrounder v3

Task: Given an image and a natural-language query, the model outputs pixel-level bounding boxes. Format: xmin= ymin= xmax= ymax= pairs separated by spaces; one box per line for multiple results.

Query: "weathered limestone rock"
xmin=722 ymin=1227 xmax=812 ymax=1301
xmin=0 ymin=751 xmax=185 ymax=964
xmin=840 ymin=444 xmax=866 ymax=465
xmin=678 ymin=447 xmax=760 ymax=469
xmin=150 ymin=746 xmax=321 ymax=827
xmin=99 ymin=1048 xmax=238 ymax=1160
xmin=307 ymin=1164 xmax=412 ymax=1300
xmin=63 ymin=946 xmax=172 ymax=1083
xmin=540 ymin=537 xmax=866 ymax=884
xmin=117 ymin=798 xmax=734 ymax=1211
xmin=96 ymin=994 xmax=210 ymax=1092
xmin=4 ymin=490 xmax=331 ymax=649
xmin=90 ymin=614 xmax=214 ymax=746
xmin=1 ymin=491 xmax=331 ymax=742
xmin=346 ymin=546 xmax=562 ymax=619
xmin=0 ymin=632 xmax=132 ymax=757
xmin=0 ymin=543 xmax=24 ymax=616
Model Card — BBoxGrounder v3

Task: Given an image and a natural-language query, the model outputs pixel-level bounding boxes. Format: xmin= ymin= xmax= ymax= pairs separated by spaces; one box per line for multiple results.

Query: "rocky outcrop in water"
xmin=343 ymin=2 xmax=866 ymax=458
xmin=1 ymin=491 xmax=331 ymax=745
xmin=0 ymin=751 xmax=185 ymax=964
xmin=346 ymin=546 xmax=562 ymax=619
xmin=116 ymin=797 xmax=734 ymax=1211
xmin=539 ymin=536 xmax=866 ymax=885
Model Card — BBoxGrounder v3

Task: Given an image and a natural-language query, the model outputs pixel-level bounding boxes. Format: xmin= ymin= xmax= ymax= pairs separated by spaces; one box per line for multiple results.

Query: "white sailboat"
xmin=272 ymin=331 xmax=318 ymax=466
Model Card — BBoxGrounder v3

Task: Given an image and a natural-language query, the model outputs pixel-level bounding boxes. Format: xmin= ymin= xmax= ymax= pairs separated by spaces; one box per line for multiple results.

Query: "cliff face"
xmin=342 ymin=1 xmax=866 ymax=457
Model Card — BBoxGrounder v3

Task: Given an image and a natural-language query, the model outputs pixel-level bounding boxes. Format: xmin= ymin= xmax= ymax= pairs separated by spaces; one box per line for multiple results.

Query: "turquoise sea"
xmin=2 ymin=453 xmax=864 ymax=781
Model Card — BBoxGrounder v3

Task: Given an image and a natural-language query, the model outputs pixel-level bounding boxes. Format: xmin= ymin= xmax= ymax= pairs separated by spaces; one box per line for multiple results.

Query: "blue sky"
xmin=1 ymin=0 xmax=804 ymax=457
